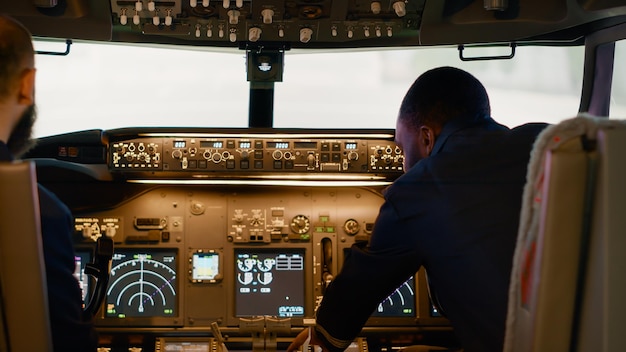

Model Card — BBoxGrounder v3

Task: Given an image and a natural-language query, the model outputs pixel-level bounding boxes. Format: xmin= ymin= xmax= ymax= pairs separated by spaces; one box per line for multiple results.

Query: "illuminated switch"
xmin=199 ymin=160 xmax=207 ymax=169
xmin=273 ymin=160 xmax=282 ymax=169
xmin=254 ymin=160 xmax=264 ymax=169
xmin=226 ymin=159 xmax=235 ymax=169
xmin=240 ymin=160 xmax=250 ymax=169
xmin=332 ymin=153 xmax=341 ymax=162
xmin=321 ymin=153 xmax=330 ymax=162
xmin=285 ymin=160 xmax=294 ymax=169
xmin=254 ymin=150 xmax=263 ymax=159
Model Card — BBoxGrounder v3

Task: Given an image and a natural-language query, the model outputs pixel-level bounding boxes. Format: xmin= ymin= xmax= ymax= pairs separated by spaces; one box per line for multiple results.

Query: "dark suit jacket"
xmin=0 ymin=141 xmax=97 ymax=352
xmin=315 ymin=117 xmax=547 ymax=352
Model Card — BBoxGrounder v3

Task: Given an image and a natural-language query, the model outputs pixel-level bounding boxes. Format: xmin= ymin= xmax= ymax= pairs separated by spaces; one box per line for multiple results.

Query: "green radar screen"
xmin=106 ymin=250 xmax=177 ymax=318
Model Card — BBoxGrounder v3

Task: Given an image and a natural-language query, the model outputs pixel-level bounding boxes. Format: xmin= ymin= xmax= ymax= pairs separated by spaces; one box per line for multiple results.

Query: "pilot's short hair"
xmin=0 ymin=14 xmax=35 ymax=100
xmin=399 ymin=66 xmax=491 ymax=129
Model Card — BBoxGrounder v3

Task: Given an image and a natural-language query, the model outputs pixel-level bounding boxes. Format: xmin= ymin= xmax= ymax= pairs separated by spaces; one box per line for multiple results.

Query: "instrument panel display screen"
xmin=235 ymin=248 xmax=305 ymax=318
xmin=106 ymin=249 xmax=177 ymax=319
xmin=190 ymin=250 xmax=222 ymax=283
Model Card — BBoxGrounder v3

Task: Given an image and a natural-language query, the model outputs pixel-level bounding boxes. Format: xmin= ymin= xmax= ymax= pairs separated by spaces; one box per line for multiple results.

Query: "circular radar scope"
xmin=372 ymin=276 xmax=415 ymax=317
xmin=106 ymin=250 xmax=177 ymax=318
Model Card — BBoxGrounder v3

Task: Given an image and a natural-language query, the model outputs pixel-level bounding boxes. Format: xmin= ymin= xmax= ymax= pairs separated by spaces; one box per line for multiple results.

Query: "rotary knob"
xmin=290 ymin=215 xmax=310 ymax=234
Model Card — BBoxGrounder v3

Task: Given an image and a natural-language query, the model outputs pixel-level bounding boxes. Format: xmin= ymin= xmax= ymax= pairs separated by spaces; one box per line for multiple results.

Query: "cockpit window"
xmin=33 ymin=41 xmax=584 ymax=137
xmin=611 ymin=40 xmax=626 ymax=117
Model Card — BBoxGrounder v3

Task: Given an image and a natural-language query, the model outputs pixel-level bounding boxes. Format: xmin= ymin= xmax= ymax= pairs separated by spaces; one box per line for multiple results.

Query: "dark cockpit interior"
xmin=1 ymin=1 xmax=626 ymax=351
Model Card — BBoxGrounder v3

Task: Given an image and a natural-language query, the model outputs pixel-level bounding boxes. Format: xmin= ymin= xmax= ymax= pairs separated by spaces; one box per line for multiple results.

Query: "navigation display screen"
xmin=235 ymin=248 xmax=305 ymax=317
xmin=370 ymin=276 xmax=416 ymax=317
xmin=106 ymin=249 xmax=177 ymax=319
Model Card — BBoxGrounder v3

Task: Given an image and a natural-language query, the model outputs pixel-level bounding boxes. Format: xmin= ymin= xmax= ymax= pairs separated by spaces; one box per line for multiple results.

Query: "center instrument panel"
xmin=28 ymin=128 xmax=454 ymax=352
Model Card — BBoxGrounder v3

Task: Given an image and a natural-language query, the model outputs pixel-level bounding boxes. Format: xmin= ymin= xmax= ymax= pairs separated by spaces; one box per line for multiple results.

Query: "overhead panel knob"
xmin=371 ymin=1 xmax=381 ymax=14
xmin=236 ymin=0 xmax=243 ymax=8
xmin=148 ymin=1 xmax=155 ymax=11
xmin=190 ymin=0 xmax=197 ymax=7
xmin=262 ymin=8 xmax=274 ymax=24
xmin=228 ymin=10 xmax=240 ymax=25
xmin=223 ymin=0 xmax=229 ymax=9
xmin=393 ymin=1 xmax=406 ymax=17
xmin=133 ymin=11 xmax=141 ymax=25
xmin=249 ymin=27 xmax=262 ymax=42
xmin=300 ymin=28 xmax=313 ymax=43
xmin=135 ymin=1 xmax=142 ymax=11
xmin=202 ymin=0 xmax=209 ymax=6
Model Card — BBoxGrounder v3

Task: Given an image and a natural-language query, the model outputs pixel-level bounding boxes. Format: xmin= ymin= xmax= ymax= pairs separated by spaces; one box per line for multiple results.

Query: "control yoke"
xmin=82 ymin=236 xmax=114 ymax=319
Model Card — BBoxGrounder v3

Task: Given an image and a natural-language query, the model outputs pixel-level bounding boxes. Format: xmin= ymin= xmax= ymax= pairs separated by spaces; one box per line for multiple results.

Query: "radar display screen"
xmin=235 ymin=248 xmax=305 ymax=318
xmin=106 ymin=249 xmax=177 ymax=319
xmin=370 ymin=276 xmax=415 ymax=317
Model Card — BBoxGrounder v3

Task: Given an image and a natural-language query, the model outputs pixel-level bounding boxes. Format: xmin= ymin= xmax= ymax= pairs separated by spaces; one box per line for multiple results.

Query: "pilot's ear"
xmin=17 ymin=68 xmax=36 ymax=106
xmin=419 ymin=125 xmax=436 ymax=156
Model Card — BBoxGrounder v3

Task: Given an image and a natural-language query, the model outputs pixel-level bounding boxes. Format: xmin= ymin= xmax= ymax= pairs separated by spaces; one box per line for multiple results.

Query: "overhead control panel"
xmin=108 ymin=0 xmax=425 ymax=48
xmin=108 ymin=130 xmax=404 ymax=180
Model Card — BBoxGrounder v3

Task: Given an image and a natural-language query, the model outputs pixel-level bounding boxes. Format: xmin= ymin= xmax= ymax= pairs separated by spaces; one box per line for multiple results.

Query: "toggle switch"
xmin=120 ymin=8 xmax=128 ymax=25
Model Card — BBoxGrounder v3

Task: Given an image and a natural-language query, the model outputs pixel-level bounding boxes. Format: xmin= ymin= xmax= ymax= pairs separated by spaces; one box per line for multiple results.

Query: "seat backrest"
xmin=0 ymin=161 xmax=53 ymax=352
xmin=504 ymin=114 xmax=626 ymax=352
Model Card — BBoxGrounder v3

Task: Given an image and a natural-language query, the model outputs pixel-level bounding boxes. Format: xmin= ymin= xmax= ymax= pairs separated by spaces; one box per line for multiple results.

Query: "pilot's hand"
xmin=287 ymin=327 xmax=329 ymax=352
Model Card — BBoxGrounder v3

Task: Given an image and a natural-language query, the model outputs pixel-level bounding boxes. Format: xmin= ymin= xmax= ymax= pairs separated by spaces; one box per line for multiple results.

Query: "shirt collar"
xmin=430 ymin=114 xmax=496 ymax=156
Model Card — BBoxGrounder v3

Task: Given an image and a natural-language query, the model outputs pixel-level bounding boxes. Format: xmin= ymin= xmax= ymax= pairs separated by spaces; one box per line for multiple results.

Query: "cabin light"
xmin=484 ymin=0 xmax=508 ymax=11
xmin=128 ymin=179 xmax=392 ymax=187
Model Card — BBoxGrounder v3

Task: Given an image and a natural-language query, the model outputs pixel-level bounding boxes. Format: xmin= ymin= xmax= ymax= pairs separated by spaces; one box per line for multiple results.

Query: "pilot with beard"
xmin=0 ymin=14 xmax=97 ymax=351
